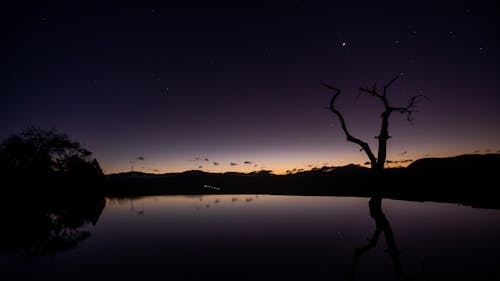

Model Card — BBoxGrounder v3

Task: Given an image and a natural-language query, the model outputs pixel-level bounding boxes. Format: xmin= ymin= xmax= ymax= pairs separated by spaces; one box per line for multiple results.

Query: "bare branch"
xmin=390 ymin=94 xmax=429 ymax=122
xmin=383 ymin=76 xmax=399 ymax=96
xmin=359 ymin=87 xmax=383 ymax=98
xmin=322 ymin=82 xmax=377 ymax=165
xmin=360 ymin=76 xmax=401 ymax=113
xmin=359 ymin=83 xmax=390 ymax=110
xmin=321 ymin=82 xmax=340 ymax=92
xmin=321 ymin=82 xmax=341 ymax=109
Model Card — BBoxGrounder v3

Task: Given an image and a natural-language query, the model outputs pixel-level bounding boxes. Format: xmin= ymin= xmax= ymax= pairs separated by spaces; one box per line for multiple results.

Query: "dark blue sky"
xmin=2 ymin=1 xmax=499 ymax=174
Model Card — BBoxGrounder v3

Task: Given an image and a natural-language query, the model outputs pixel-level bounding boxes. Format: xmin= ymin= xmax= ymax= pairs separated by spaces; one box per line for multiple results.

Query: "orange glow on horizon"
xmin=102 ymin=155 xmax=416 ymax=175
xmin=100 ymin=148 xmax=500 ymax=175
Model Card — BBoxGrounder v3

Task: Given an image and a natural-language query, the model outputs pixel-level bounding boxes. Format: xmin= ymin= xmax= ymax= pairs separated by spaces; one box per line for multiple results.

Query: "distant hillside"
xmin=407 ymin=153 xmax=500 ymax=176
xmin=108 ymin=153 xmax=500 ymax=180
xmin=104 ymin=154 xmax=500 ymax=209
xmin=396 ymin=153 xmax=500 ymax=208
xmin=105 ymin=164 xmax=374 ymax=197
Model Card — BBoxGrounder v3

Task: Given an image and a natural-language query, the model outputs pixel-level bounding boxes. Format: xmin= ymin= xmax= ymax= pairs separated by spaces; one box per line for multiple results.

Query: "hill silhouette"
xmin=106 ymin=153 xmax=500 ymax=209
xmin=407 ymin=153 xmax=500 ymax=176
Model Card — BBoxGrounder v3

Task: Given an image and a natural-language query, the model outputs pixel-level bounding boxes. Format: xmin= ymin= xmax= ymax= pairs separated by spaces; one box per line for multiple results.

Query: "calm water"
xmin=2 ymin=195 xmax=500 ymax=281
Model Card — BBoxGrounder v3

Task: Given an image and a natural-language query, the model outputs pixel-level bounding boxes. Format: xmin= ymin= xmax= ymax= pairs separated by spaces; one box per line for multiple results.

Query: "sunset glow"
xmin=2 ymin=2 xmax=499 ymax=174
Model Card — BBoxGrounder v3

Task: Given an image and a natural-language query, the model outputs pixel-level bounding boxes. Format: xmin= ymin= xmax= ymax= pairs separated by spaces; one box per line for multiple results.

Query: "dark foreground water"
xmin=2 ymin=195 xmax=500 ymax=281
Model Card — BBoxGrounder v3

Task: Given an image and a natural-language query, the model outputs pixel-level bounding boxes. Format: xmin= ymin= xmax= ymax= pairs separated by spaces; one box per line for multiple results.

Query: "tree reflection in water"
xmin=349 ymin=196 xmax=405 ymax=281
xmin=0 ymin=196 xmax=105 ymax=258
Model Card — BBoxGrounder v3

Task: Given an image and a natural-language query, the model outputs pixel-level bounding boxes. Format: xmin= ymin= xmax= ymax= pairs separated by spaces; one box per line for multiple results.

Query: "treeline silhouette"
xmin=106 ymin=154 xmax=500 ymax=209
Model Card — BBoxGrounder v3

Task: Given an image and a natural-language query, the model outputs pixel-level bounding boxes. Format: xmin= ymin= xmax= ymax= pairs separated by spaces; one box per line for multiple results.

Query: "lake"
xmin=2 ymin=195 xmax=500 ymax=280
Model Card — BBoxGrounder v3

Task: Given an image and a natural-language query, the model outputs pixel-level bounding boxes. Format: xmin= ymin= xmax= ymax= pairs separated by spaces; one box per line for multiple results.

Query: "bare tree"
xmin=322 ymin=76 xmax=426 ymax=172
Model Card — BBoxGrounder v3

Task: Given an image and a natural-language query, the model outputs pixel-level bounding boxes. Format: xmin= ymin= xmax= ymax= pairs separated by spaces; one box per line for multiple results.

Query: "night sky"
xmin=3 ymin=1 xmax=499 ymax=174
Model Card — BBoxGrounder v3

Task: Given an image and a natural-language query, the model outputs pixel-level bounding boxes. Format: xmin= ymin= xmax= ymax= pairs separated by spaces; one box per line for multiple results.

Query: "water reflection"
xmin=2 ymin=195 xmax=500 ymax=280
xmin=350 ymin=196 xmax=404 ymax=280
xmin=128 ymin=198 xmax=145 ymax=215
xmin=0 ymin=197 xmax=105 ymax=258
xmin=192 ymin=195 xmax=260 ymax=211
xmin=350 ymin=197 xmax=429 ymax=281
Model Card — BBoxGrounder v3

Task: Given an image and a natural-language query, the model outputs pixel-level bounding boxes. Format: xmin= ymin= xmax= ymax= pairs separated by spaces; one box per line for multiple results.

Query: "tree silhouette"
xmin=0 ymin=126 xmax=103 ymax=188
xmin=323 ymin=76 xmax=426 ymax=172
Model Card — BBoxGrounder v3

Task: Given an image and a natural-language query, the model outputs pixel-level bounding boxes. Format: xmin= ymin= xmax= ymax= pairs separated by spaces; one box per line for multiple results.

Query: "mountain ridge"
xmin=104 ymin=154 xmax=500 ymax=209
